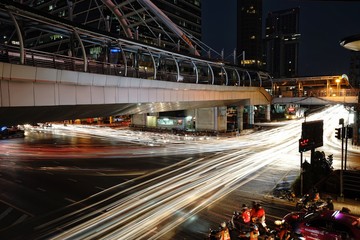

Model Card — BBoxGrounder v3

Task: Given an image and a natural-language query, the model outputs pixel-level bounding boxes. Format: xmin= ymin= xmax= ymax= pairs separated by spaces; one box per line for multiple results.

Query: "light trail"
xmin=18 ymin=105 xmax=360 ymax=239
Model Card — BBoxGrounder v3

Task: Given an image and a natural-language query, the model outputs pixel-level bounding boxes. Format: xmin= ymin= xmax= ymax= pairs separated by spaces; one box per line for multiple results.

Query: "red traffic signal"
xmin=299 ymin=138 xmax=311 ymax=152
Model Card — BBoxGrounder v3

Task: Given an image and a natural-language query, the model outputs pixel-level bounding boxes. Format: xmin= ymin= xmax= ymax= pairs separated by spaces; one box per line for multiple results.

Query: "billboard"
xmin=299 ymin=120 xmax=323 ymax=152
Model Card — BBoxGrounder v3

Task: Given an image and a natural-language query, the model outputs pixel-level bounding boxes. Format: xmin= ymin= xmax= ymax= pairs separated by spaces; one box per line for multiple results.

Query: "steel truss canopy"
xmin=340 ymin=34 xmax=360 ymax=52
xmin=0 ymin=0 xmax=272 ymax=87
xmin=0 ymin=0 xmax=205 ymax=56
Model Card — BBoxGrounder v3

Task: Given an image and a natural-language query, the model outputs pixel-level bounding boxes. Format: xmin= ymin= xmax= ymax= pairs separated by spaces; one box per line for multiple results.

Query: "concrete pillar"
xmin=132 ymin=113 xmax=147 ymax=127
xmin=214 ymin=107 xmax=218 ymax=131
xmin=248 ymin=105 xmax=254 ymax=127
xmin=265 ymin=104 xmax=271 ymax=122
xmin=217 ymin=107 xmax=227 ymax=132
xmin=195 ymin=107 xmax=227 ymax=132
xmin=237 ymin=105 xmax=244 ymax=131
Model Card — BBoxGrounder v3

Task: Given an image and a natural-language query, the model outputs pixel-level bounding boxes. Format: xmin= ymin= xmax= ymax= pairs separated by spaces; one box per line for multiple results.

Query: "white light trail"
xmin=43 ymin=105 xmax=358 ymax=239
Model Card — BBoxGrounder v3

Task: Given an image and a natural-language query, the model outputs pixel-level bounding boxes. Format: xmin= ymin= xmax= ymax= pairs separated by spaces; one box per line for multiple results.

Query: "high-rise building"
xmin=265 ymin=8 xmax=300 ymax=78
xmin=152 ymin=0 xmax=202 ymax=42
xmin=236 ymin=0 xmax=263 ymax=69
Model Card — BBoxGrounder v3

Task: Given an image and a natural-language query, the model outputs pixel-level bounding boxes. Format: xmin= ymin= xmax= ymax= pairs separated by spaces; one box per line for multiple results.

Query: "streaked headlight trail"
xmin=39 ymin=105 xmax=356 ymax=239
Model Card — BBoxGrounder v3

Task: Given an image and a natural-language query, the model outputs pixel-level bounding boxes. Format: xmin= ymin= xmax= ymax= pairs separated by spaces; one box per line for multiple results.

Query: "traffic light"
xmin=335 ymin=128 xmax=341 ymax=139
xmin=299 ymin=138 xmax=311 ymax=152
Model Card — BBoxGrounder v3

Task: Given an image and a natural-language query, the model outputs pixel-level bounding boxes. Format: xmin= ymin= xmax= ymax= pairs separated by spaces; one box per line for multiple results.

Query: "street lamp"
xmin=335 ymin=78 xmax=341 ymax=96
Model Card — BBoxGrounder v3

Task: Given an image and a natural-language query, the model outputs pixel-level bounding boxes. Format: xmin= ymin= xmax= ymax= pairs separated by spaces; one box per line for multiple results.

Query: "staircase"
xmin=343 ymin=170 xmax=360 ymax=199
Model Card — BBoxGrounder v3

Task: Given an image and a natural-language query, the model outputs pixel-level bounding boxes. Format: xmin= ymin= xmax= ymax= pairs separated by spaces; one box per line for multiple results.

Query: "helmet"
xmin=250 ymin=224 xmax=258 ymax=230
xmin=220 ymin=222 xmax=227 ymax=228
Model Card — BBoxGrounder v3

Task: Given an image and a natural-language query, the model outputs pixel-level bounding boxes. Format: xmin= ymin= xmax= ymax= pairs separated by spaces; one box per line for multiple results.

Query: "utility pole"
xmin=345 ymin=125 xmax=348 ymax=171
xmin=300 ymin=151 xmax=303 ymax=196
xmin=339 ymin=118 xmax=344 ymax=202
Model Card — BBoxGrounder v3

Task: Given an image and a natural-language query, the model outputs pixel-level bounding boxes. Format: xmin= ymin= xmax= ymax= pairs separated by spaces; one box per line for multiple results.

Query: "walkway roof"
xmin=340 ymin=34 xmax=360 ymax=51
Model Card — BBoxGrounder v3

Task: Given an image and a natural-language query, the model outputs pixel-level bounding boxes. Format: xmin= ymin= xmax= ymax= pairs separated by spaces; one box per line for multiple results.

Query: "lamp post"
xmin=338 ymin=118 xmax=344 ymax=202
xmin=335 ymin=78 xmax=341 ymax=96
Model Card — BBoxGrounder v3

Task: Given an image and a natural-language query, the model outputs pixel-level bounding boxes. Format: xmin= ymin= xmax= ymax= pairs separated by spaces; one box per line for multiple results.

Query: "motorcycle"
xmin=295 ymin=194 xmax=311 ymax=210
xmin=207 ymin=221 xmax=240 ymax=240
xmin=296 ymin=194 xmax=328 ymax=212
xmin=269 ymin=220 xmax=292 ymax=240
xmin=229 ymin=210 xmax=240 ymax=230
xmin=273 ymin=188 xmax=295 ymax=202
xmin=306 ymin=200 xmax=328 ymax=212
xmin=206 ymin=227 xmax=220 ymax=240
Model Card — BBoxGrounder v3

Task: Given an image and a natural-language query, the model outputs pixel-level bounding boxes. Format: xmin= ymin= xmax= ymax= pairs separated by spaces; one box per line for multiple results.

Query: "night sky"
xmin=202 ymin=0 xmax=360 ymax=77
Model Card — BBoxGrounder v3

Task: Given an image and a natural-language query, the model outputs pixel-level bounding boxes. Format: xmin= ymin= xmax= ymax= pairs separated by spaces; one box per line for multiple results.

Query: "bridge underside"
xmin=0 ymin=100 xmax=248 ymax=126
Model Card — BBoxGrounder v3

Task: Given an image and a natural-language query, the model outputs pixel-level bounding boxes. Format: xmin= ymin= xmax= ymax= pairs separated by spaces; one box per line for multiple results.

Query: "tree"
xmin=293 ymin=151 xmax=333 ymax=196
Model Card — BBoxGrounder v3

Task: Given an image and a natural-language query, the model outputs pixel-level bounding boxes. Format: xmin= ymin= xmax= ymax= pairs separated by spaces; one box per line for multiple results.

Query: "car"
xmin=0 ymin=126 xmax=25 ymax=139
xmin=283 ymin=210 xmax=360 ymax=240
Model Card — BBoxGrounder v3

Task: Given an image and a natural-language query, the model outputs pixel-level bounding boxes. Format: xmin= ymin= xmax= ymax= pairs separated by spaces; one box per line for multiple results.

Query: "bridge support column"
xmin=265 ymin=104 xmax=271 ymax=122
xmin=237 ymin=105 xmax=244 ymax=132
xmin=195 ymin=107 xmax=227 ymax=133
xmin=132 ymin=114 xmax=147 ymax=127
xmin=248 ymin=105 xmax=255 ymax=127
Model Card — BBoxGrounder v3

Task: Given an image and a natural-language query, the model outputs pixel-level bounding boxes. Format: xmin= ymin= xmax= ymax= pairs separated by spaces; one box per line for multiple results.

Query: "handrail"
xmin=0 ymin=44 xmax=268 ymax=88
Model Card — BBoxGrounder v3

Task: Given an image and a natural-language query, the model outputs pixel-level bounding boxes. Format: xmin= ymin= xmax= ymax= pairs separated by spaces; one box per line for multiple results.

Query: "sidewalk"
xmin=333 ymin=198 xmax=360 ymax=216
xmin=268 ymin=178 xmax=360 ymax=217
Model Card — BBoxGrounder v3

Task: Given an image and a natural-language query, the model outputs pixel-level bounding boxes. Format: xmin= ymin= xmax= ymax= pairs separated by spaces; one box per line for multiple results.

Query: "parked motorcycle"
xmin=295 ymin=194 xmax=311 ymax=210
xmin=273 ymin=188 xmax=295 ymax=202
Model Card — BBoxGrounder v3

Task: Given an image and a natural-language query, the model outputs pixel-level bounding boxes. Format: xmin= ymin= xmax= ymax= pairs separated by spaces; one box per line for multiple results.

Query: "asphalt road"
xmin=0 ymin=105 xmax=358 ymax=239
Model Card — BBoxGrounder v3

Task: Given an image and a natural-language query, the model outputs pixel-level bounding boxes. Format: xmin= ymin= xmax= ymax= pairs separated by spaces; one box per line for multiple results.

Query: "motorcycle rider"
xmin=241 ymin=204 xmax=251 ymax=225
xmin=277 ymin=221 xmax=291 ymax=240
xmin=216 ymin=222 xmax=231 ymax=240
xmin=250 ymin=201 xmax=257 ymax=219
xmin=255 ymin=203 xmax=269 ymax=233
xmin=313 ymin=192 xmax=320 ymax=202
xmin=231 ymin=204 xmax=251 ymax=232
xmin=249 ymin=224 xmax=260 ymax=240
xmin=239 ymin=223 xmax=259 ymax=240
xmin=325 ymin=197 xmax=334 ymax=210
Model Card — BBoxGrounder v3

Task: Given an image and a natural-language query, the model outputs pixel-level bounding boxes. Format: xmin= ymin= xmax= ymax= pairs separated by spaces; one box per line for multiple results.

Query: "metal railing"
xmin=0 ymin=44 xmax=269 ymax=88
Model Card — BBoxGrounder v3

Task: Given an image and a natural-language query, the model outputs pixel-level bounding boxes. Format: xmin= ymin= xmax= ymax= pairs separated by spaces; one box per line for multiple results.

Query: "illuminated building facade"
xmin=236 ymin=0 xmax=263 ymax=69
xmin=265 ymin=7 xmax=300 ymax=78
